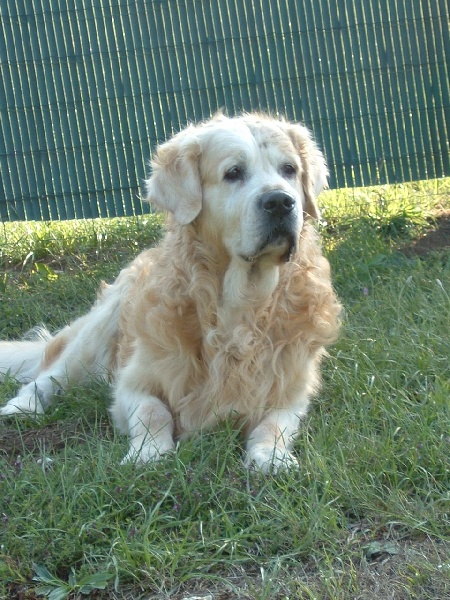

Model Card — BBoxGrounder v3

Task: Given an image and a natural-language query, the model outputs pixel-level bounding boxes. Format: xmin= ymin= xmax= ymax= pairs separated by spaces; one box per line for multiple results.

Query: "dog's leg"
xmin=1 ymin=336 xmax=98 ymax=416
xmin=244 ymin=404 xmax=308 ymax=473
xmin=0 ymin=376 xmax=57 ymax=416
xmin=111 ymin=376 xmax=175 ymax=464
xmin=1 ymin=283 xmax=124 ymax=417
xmin=0 ymin=336 xmax=94 ymax=416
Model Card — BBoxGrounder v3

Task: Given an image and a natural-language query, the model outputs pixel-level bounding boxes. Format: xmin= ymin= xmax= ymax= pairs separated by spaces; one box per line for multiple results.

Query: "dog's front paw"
xmin=121 ymin=437 xmax=176 ymax=465
xmin=0 ymin=392 xmax=44 ymax=417
xmin=244 ymin=444 xmax=299 ymax=474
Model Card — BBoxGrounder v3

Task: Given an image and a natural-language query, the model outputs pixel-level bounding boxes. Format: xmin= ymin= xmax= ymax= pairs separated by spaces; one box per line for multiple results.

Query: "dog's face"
xmin=145 ymin=114 xmax=328 ymax=264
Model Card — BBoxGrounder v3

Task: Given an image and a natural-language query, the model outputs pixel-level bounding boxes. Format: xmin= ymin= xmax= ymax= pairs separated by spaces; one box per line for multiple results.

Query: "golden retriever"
xmin=0 ymin=113 xmax=341 ymax=473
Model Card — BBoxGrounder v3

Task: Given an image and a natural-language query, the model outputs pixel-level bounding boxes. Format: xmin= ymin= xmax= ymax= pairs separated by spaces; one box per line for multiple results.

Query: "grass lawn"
xmin=0 ymin=179 xmax=449 ymax=599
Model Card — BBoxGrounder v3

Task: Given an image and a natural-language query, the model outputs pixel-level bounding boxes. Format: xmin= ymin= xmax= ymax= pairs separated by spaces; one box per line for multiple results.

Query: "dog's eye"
xmin=281 ymin=163 xmax=297 ymax=177
xmin=224 ymin=166 xmax=244 ymax=182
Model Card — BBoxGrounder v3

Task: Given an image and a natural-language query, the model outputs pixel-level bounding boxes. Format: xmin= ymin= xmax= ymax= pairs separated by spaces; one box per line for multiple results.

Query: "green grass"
xmin=0 ymin=179 xmax=449 ymax=599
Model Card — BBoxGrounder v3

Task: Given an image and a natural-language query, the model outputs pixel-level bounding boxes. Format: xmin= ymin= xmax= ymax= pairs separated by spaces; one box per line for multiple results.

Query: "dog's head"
xmin=144 ymin=114 xmax=328 ymax=263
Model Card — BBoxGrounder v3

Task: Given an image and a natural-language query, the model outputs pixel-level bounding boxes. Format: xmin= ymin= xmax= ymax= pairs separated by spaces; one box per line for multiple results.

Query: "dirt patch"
xmin=399 ymin=209 xmax=450 ymax=257
xmin=0 ymin=421 xmax=78 ymax=460
xmin=0 ymin=415 xmax=114 ymax=463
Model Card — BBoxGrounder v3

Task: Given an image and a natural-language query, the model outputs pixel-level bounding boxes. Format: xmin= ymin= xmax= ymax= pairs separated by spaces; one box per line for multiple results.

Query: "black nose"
xmin=260 ymin=191 xmax=296 ymax=216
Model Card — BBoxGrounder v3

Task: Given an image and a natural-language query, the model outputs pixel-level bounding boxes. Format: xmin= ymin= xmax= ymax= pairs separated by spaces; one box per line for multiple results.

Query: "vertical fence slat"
xmin=0 ymin=2 xmax=23 ymax=220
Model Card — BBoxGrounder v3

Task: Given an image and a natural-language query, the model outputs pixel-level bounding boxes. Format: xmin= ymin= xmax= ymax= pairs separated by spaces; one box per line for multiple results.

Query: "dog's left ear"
xmin=144 ymin=127 xmax=202 ymax=225
xmin=285 ymin=123 xmax=328 ymax=220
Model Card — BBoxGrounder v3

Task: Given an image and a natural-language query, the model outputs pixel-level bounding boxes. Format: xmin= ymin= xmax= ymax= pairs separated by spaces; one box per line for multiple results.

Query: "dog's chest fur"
xmin=115 ymin=222 xmax=339 ymax=433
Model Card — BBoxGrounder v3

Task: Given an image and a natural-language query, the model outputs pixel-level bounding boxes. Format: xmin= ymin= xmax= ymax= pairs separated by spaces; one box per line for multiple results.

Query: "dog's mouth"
xmin=241 ymin=225 xmax=298 ymax=264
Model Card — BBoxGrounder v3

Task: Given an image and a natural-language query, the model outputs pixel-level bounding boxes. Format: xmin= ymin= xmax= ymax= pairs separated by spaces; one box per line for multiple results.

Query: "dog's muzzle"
xmin=256 ymin=190 xmax=299 ymax=262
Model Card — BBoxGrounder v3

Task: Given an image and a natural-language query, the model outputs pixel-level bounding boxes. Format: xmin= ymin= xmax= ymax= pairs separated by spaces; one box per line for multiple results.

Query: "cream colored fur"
xmin=0 ymin=113 xmax=342 ymax=473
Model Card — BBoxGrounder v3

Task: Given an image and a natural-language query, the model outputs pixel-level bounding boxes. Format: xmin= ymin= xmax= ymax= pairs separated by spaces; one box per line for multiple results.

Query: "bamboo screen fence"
xmin=0 ymin=0 xmax=449 ymax=220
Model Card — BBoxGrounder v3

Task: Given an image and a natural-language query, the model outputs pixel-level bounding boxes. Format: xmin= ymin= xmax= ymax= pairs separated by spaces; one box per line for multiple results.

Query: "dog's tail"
xmin=0 ymin=327 xmax=52 ymax=383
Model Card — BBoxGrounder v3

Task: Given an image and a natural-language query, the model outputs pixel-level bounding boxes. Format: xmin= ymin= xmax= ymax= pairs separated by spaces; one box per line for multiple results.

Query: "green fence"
xmin=1 ymin=0 xmax=449 ymax=221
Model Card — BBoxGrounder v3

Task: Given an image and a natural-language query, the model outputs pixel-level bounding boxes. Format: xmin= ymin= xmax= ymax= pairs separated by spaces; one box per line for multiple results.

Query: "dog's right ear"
xmin=144 ymin=127 xmax=202 ymax=225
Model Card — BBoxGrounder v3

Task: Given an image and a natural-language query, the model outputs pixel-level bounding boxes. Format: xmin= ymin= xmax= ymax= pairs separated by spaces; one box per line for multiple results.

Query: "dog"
xmin=0 ymin=113 xmax=342 ymax=473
